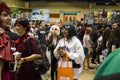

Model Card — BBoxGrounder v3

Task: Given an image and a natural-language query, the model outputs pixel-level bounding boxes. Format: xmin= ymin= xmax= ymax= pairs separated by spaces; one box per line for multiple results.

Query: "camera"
xmin=59 ymin=46 xmax=66 ymax=50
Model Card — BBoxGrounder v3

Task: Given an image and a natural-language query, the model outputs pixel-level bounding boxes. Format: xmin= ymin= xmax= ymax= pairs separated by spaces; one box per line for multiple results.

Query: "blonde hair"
xmin=85 ymin=27 xmax=92 ymax=35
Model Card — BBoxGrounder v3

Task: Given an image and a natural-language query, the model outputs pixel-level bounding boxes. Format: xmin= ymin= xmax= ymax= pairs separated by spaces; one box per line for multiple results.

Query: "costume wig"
xmin=62 ymin=22 xmax=78 ymax=40
xmin=49 ymin=25 xmax=60 ymax=36
xmin=0 ymin=2 xmax=11 ymax=14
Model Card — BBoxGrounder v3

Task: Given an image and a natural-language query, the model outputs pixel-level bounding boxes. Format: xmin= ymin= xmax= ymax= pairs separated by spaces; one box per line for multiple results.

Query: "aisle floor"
xmin=78 ymin=69 xmax=96 ymax=80
xmin=41 ymin=64 xmax=98 ymax=80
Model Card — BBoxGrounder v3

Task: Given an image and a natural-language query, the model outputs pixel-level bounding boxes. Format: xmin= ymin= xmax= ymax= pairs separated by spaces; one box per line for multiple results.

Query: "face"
xmin=51 ymin=27 xmax=58 ymax=36
xmin=14 ymin=24 xmax=26 ymax=36
xmin=40 ymin=22 xmax=46 ymax=28
xmin=50 ymin=25 xmax=60 ymax=36
xmin=0 ymin=11 xmax=11 ymax=28
xmin=112 ymin=23 xmax=118 ymax=29
xmin=56 ymin=22 xmax=62 ymax=28
xmin=61 ymin=28 xmax=68 ymax=38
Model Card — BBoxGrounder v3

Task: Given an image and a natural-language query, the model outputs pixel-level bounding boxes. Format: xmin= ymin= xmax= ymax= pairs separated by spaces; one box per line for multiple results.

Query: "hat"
xmin=14 ymin=18 xmax=30 ymax=33
xmin=0 ymin=2 xmax=11 ymax=14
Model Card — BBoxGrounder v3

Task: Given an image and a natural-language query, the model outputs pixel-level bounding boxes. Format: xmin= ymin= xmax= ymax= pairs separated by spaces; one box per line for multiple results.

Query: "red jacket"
xmin=0 ymin=28 xmax=12 ymax=61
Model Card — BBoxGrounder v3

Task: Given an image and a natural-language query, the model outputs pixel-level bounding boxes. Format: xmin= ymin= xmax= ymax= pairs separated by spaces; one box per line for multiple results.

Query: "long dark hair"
xmin=0 ymin=2 xmax=11 ymax=28
xmin=114 ymin=27 xmax=120 ymax=47
xmin=62 ymin=22 xmax=78 ymax=40
xmin=0 ymin=2 xmax=11 ymax=14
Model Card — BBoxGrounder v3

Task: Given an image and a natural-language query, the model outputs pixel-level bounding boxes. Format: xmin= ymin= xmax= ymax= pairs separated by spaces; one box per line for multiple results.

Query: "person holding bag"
xmin=54 ymin=23 xmax=85 ymax=80
xmin=57 ymin=50 xmax=73 ymax=80
xmin=12 ymin=18 xmax=42 ymax=80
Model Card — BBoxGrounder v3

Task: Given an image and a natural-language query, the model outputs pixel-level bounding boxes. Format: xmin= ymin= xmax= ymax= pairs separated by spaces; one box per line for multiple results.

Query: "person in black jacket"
xmin=47 ymin=25 xmax=61 ymax=80
xmin=36 ymin=21 xmax=48 ymax=46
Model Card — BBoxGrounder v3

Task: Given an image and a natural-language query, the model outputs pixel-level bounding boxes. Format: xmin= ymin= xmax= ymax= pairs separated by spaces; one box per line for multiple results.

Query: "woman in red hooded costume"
xmin=0 ymin=1 xmax=14 ymax=80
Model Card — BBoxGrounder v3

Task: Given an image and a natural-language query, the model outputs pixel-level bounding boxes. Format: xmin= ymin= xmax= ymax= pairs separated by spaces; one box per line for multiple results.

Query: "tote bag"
xmin=57 ymin=51 xmax=73 ymax=80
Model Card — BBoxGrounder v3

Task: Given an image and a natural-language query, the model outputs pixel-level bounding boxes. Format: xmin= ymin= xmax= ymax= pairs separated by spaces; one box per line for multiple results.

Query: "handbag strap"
xmin=25 ymin=37 xmax=33 ymax=55
xmin=60 ymin=51 xmax=70 ymax=67
xmin=60 ymin=38 xmax=69 ymax=67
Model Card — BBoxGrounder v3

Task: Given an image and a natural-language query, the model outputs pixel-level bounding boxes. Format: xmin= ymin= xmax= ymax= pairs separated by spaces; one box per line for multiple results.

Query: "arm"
xmin=111 ymin=40 xmax=118 ymax=51
xmin=54 ymin=39 xmax=63 ymax=59
xmin=86 ymin=39 xmax=91 ymax=54
xmin=111 ymin=45 xmax=116 ymax=51
xmin=20 ymin=54 xmax=41 ymax=64
xmin=106 ymin=41 xmax=109 ymax=48
xmin=68 ymin=39 xmax=85 ymax=64
xmin=18 ymin=38 xmax=41 ymax=64
xmin=96 ymin=37 xmax=102 ymax=51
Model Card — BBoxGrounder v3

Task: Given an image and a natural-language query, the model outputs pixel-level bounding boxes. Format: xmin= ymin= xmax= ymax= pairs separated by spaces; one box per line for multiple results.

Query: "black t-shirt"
xmin=36 ymin=28 xmax=47 ymax=45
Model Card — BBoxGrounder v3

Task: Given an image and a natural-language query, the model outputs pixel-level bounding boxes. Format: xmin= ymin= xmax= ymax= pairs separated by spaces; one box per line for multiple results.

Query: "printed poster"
xmin=31 ymin=9 xmax=49 ymax=22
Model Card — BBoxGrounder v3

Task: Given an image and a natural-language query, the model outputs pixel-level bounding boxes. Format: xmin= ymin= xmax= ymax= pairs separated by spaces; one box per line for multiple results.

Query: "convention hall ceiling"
xmin=24 ymin=0 xmax=120 ymax=2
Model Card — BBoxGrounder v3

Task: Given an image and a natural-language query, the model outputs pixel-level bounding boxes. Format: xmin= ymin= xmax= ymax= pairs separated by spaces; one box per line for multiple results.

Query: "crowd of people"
xmin=1 ymin=1 xmax=120 ymax=80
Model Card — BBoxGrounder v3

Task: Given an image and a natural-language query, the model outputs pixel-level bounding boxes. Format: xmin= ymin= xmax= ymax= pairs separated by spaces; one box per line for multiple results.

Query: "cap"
xmin=0 ymin=2 xmax=11 ymax=14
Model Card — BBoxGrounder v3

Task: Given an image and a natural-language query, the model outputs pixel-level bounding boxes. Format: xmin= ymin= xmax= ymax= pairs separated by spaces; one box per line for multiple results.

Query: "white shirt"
xmin=83 ymin=35 xmax=91 ymax=48
xmin=98 ymin=36 xmax=103 ymax=45
xmin=98 ymin=36 xmax=103 ymax=42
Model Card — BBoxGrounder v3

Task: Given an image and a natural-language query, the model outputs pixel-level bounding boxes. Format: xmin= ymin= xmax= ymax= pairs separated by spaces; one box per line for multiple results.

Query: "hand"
xmin=16 ymin=58 xmax=24 ymax=73
xmin=57 ymin=47 xmax=68 ymax=56
xmin=96 ymin=47 xmax=99 ymax=51
xmin=60 ymin=50 xmax=67 ymax=57
xmin=61 ymin=50 xmax=66 ymax=57
xmin=18 ymin=58 xmax=25 ymax=65
xmin=16 ymin=54 xmax=21 ymax=61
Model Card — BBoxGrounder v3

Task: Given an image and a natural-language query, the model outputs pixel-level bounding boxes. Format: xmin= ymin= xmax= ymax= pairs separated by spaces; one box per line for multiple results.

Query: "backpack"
xmin=25 ymin=37 xmax=50 ymax=75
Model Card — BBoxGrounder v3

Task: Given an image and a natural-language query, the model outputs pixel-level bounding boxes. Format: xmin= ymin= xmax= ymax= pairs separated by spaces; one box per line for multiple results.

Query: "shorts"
xmin=84 ymin=48 xmax=88 ymax=55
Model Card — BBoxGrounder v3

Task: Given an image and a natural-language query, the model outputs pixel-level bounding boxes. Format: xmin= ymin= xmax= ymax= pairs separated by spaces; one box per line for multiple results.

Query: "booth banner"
xmin=107 ymin=12 xmax=112 ymax=19
xmin=31 ymin=9 xmax=49 ymax=22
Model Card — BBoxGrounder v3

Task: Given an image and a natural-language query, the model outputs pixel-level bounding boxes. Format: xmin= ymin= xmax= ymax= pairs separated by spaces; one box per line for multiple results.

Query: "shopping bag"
xmin=57 ymin=51 xmax=73 ymax=80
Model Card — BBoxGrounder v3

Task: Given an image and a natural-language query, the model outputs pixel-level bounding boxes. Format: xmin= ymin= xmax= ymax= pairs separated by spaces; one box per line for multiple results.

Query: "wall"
xmin=1 ymin=0 xmax=25 ymax=8
xmin=30 ymin=1 xmax=89 ymax=22
xmin=1 ymin=0 xmax=120 ymax=23
xmin=29 ymin=1 xmax=120 ymax=23
xmin=92 ymin=2 xmax=120 ymax=11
